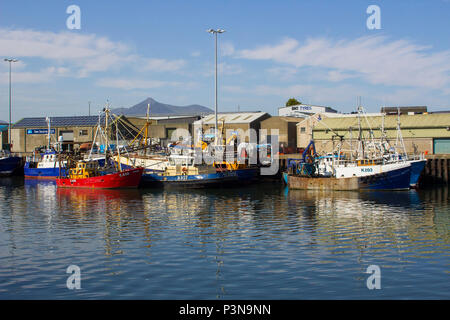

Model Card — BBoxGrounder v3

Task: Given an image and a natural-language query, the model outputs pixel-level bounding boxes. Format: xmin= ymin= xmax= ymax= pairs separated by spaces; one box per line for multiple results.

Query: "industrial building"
xmin=11 ymin=116 xmax=100 ymax=153
xmin=380 ymin=106 xmax=428 ymax=115
xmin=9 ymin=114 xmax=204 ymax=153
xmin=192 ymin=112 xmax=271 ymax=143
xmin=0 ymin=125 xmax=8 ymax=150
xmin=260 ymin=116 xmax=302 ymax=152
xmin=278 ymin=104 xmax=338 ymax=118
xmin=10 ymin=115 xmax=142 ymax=154
xmin=297 ymin=112 xmax=450 ymax=155
xmin=126 ymin=115 xmax=201 ymax=147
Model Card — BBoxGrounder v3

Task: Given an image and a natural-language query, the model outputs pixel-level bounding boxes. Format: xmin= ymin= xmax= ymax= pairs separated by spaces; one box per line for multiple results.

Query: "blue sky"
xmin=0 ymin=0 xmax=449 ymax=121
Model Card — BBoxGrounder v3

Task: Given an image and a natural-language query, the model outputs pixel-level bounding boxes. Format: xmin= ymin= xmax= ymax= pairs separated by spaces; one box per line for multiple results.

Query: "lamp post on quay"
xmin=206 ymin=28 xmax=225 ymax=145
xmin=4 ymin=58 xmax=19 ymax=150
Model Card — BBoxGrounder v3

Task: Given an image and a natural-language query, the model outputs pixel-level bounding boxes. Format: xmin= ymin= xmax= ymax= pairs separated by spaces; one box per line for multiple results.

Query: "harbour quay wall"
xmin=423 ymin=154 xmax=450 ymax=185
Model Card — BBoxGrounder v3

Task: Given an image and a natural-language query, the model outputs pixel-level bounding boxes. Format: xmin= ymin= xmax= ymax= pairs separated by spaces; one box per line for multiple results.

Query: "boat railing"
xmin=333 ymin=157 xmax=386 ymax=167
xmin=406 ymin=153 xmax=425 ymax=161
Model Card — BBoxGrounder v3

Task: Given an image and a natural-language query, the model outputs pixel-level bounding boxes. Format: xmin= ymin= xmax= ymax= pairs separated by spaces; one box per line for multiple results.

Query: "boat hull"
xmin=24 ymin=164 xmax=67 ymax=179
xmin=120 ymin=162 xmax=252 ymax=188
xmin=287 ymin=165 xmax=411 ymax=191
xmin=142 ymin=170 xmax=238 ymax=189
xmin=234 ymin=167 xmax=259 ymax=183
xmin=0 ymin=156 xmax=23 ymax=176
xmin=56 ymin=168 xmax=144 ymax=189
xmin=409 ymin=159 xmax=427 ymax=188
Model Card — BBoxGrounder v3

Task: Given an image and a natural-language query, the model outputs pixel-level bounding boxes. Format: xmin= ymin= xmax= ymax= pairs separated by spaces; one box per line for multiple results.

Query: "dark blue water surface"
xmin=0 ymin=178 xmax=448 ymax=299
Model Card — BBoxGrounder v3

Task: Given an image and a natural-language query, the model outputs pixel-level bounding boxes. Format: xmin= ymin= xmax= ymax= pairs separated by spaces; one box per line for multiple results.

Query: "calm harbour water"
xmin=0 ymin=177 xmax=448 ymax=299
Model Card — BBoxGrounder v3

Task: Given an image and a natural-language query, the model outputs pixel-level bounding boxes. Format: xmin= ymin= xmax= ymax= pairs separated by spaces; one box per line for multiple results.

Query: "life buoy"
xmin=182 ymin=167 xmax=188 ymax=175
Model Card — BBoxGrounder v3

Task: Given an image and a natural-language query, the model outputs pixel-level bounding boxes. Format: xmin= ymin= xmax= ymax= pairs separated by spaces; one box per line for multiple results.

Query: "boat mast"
xmin=46 ymin=117 xmax=51 ymax=151
xmin=116 ymin=118 xmax=122 ymax=171
xmin=349 ymin=127 xmax=353 ymax=161
xmin=89 ymin=114 xmax=101 ymax=160
xmin=395 ymin=107 xmax=407 ymax=159
xmin=104 ymin=105 xmax=109 ymax=162
xmin=357 ymin=98 xmax=364 ymax=160
xmin=380 ymin=111 xmax=388 ymax=154
xmin=145 ymin=103 xmax=150 ymax=147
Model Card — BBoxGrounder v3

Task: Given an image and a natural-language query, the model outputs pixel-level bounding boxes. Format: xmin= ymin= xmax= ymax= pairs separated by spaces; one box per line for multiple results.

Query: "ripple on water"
xmin=0 ymin=182 xmax=448 ymax=299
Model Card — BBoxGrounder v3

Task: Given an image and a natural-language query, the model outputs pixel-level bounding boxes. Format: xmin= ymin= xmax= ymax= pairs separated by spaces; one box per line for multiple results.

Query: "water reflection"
xmin=286 ymin=188 xmax=448 ymax=263
xmin=0 ymin=180 xmax=448 ymax=299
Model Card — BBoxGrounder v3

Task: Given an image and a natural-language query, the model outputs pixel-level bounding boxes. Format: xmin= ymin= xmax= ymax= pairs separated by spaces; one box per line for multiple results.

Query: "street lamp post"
xmin=207 ymin=28 xmax=225 ymax=145
xmin=4 ymin=58 xmax=18 ymax=149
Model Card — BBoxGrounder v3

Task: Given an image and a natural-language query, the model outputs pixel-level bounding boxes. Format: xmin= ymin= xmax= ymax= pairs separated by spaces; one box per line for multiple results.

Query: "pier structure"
xmin=424 ymin=154 xmax=450 ymax=184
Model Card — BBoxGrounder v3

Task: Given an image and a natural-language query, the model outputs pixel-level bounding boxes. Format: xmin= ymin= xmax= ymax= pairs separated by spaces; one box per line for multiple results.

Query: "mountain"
xmin=111 ymin=98 xmax=213 ymax=116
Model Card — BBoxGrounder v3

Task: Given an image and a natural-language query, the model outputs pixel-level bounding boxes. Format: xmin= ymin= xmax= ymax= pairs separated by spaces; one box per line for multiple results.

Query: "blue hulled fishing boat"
xmin=285 ymin=139 xmax=412 ymax=191
xmin=24 ymin=118 xmax=65 ymax=179
xmin=24 ymin=150 xmax=67 ymax=179
xmin=0 ymin=150 xmax=23 ymax=176
xmin=409 ymin=158 xmax=427 ymax=188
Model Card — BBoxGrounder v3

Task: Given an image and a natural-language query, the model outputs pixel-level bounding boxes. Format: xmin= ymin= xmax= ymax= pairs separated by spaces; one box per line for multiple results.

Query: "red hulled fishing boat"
xmin=56 ymin=160 xmax=143 ymax=189
xmin=56 ymin=105 xmax=143 ymax=189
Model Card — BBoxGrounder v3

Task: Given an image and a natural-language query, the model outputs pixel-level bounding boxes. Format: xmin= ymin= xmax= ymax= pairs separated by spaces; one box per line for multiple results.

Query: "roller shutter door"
xmin=434 ymin=138 xmax=450 ymax=154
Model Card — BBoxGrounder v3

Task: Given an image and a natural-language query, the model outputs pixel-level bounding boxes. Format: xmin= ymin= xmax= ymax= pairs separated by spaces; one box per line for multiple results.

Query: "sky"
xmin=0 ymin=0 xmax=449 ymax=121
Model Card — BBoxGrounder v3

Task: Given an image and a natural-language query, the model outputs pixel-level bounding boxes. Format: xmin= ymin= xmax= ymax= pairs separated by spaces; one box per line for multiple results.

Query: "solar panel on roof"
xmin=13 ymin=115 xmax=104 ymax=128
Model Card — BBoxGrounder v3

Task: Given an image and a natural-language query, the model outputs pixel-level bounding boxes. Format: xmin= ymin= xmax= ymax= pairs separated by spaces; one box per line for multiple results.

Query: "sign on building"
xmin=26 ymin=129 xmax=56 ymax=135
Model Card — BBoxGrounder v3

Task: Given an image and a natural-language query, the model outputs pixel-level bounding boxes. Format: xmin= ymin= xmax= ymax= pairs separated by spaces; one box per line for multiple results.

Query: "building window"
xmin=79 ymin=129 xmax=88 ymax=136
xmin=300 ymin=127 xmax=306 ymax=133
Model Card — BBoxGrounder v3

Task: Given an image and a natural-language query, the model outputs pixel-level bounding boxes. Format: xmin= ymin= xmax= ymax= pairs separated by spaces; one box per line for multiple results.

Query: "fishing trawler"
xmin=56 ymin=106 xmax=144 ymax=189
xmin=137 ymin=145 xmax=237 ymax=188
xmin=284 ymin=105 xmax=414 ymax=192
xmin=379 ymin=110 xmax=427 ymax=188
xmin=114 ymin=103 xmax=171 ymax=185
xmin=25 ymin=150 xmax=67 ymax=179
xmin=0 ymin=150 xmax=23 ymax=176
xmin=24 ymin=117 xmax=68 ymax=179
xmin=117 ymin=106 xmax=256 ymax=187
xmin=208 ymin=124 xmax=259 ymax=183
xmin=284 ymin=140 xmax=411 ymax=191
xmin=56 ymin=160 xmax=143 ymax=189
xmin=287 ymin=105 xmax=426 ymax=189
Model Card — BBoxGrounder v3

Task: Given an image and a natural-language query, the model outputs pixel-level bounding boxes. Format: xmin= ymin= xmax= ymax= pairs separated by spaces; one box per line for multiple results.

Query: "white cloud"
xmin=236 ymin=36 xmax=450 ymax=92
xmin=141 ymin=58 xmax=186 ymax=72
xmin=0 ymin=66 xmax=71 ymax=84
xmin=0 ymin=28 xmax=187 ymax=81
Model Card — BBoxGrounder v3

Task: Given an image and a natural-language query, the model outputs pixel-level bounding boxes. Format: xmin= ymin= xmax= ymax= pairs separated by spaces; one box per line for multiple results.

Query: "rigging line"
xmin=111 ymin=114 xmax=139 ymax=140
